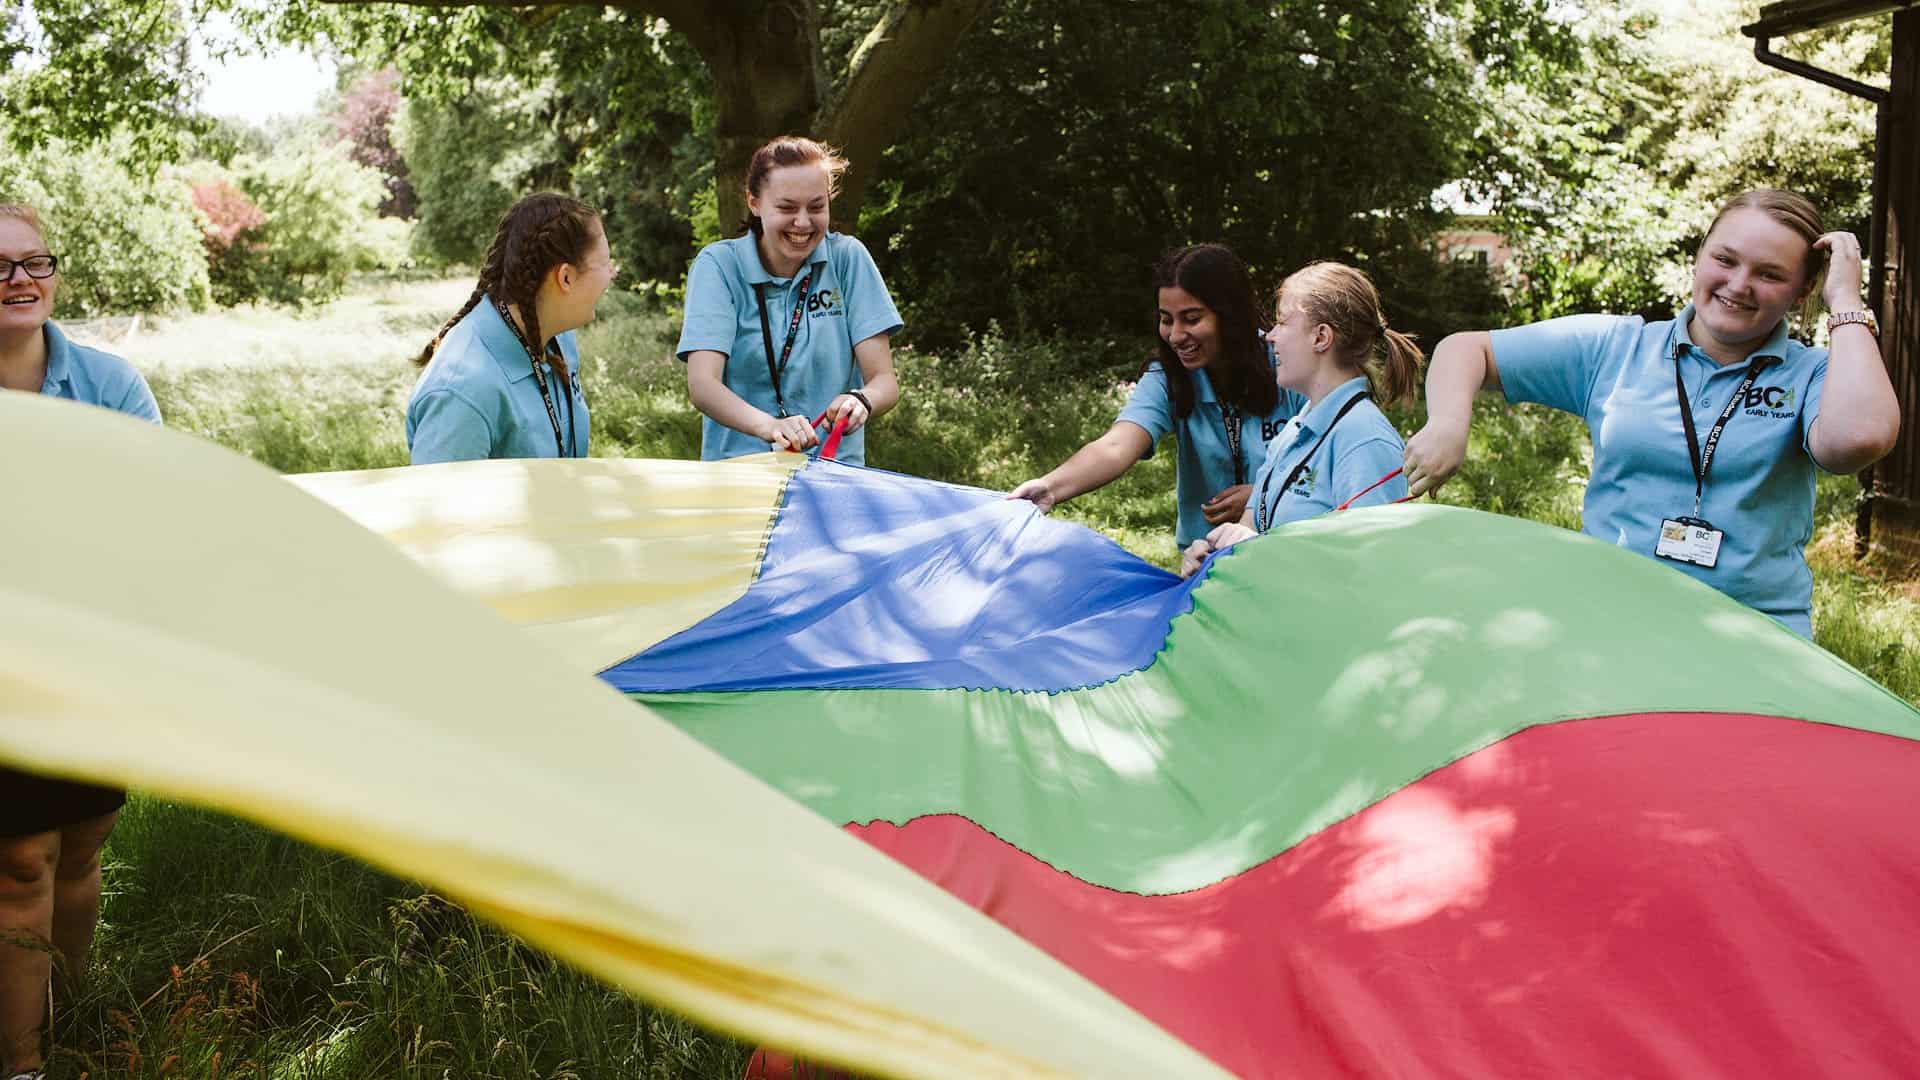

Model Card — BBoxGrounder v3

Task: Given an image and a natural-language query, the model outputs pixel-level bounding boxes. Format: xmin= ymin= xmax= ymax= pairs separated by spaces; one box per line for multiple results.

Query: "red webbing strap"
xmin=809 ymin=410 xmax=850 ymax=461
xmin=1334 ymin=468 xmax=1416 ymax=512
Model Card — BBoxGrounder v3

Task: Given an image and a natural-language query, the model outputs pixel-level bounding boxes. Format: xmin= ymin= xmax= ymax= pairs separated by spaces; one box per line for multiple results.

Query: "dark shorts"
xmin=0 ymin=764 xmax=127 ymax=838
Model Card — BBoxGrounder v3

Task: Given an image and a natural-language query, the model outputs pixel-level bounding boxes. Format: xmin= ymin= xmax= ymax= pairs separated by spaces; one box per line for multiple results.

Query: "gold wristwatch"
xmin=1827 ymin=308 xmax=1880 ymax=337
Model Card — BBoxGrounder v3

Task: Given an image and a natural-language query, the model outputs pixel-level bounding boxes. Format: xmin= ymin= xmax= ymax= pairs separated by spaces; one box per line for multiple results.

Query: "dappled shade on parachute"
xmin=8 ymin=391 xmax=1920 ymax=1077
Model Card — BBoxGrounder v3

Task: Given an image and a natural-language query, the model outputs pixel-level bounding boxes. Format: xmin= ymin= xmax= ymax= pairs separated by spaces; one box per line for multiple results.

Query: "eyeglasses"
xmin=0 ymin=255 xmax=58 ymax=281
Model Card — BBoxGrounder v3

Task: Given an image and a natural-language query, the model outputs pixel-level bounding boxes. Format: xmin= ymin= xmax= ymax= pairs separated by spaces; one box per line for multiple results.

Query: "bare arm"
xmin=1007 ymin=421 xmax=1154 ymax=511
xmin=1806 ymin=232 xmax=1900 ymax=474
xmin=823 ymin=332 xmax=900 ymax=434
xmin=1403 ymin=331 xmax=1502 ymax=497
xmin=686 ymin=350 xmax=819 ymax=452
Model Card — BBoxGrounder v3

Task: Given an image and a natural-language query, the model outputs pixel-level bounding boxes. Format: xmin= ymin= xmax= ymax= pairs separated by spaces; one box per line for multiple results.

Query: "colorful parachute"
xmin=9 ymin=391 xmax=1920 ymax=1077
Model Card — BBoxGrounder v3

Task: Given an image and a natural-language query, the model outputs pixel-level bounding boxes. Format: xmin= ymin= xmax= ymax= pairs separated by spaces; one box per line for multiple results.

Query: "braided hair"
xmin=415 ymin=192 xmax=602 ymax=380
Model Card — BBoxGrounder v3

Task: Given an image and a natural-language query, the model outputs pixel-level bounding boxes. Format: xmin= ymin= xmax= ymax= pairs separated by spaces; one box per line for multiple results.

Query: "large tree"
xmin=329 ymin=0 xmax=993 ymax=229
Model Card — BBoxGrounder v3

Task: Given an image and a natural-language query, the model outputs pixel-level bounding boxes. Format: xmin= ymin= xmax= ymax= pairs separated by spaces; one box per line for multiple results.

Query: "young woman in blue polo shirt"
xmin=407 ymin=193 xmax=616 ymax=463
xmin=678 ymin=136 xmax=903 ymax=466
xmin=0 ymin=202 xmax=159 ymax=1080
xmin=1010 ymin=243 xmax=1303 ymax=552
xmin=1181 ymin=262 xmax=1422 ymax=577
xmin=1402 ymin=189 xmax=1900 ymax=636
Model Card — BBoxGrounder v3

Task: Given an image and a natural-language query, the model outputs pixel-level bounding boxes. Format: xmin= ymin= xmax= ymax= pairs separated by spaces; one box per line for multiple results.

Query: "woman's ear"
xmin=1313 ymin=323 xmax=1333 ymax=353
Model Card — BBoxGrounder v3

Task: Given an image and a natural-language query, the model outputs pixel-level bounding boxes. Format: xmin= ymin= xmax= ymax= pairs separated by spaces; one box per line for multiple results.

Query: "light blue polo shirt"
xmin=1248 ymin=376 xmax=1406 ymax=530
xmin=38 ymin=321 xmax=160 ymax=422
xmin=1493 ymin=306 xmax=1827 ymax=636
xmin=1117 ymin=360 xmax=1305 ymax=548
xmin=676 ymin=231 xmax=903 ymax=467
xmin=407 ymin=298 xmax=590 ymax=463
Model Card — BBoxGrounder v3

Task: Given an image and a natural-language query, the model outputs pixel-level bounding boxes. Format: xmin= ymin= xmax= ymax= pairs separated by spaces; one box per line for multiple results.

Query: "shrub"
xmin=190 ymin=176 xmax=271 ymax=308
xmin=332 ymin=67 xmax=417 ymax=218
xmin=216 ymin=139 xmax=409 ymax=306
xmin=0 ymin=135 xmax=210 ymax=316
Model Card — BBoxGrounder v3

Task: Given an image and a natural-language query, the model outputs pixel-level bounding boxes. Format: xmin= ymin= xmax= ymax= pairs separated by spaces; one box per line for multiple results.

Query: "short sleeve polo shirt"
xmin=39 ymin=322 xmax=160 ymax=422
xmin=1117 ymin=359 xmax=1305 ymax=548
xmin=406 ymin=298 xmax=591 ymax=464
xmin=1492 ymin=306 xmax=1828 ymax=636
xmin=676 ymin=231 xmax=903 ymax=467
xmin=1248 ymin=376 xmax=1406 ymax=530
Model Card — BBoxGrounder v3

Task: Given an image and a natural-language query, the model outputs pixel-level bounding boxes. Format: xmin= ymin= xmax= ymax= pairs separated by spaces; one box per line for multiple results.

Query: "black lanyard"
xmin=1673 ymin=343 xmax=1767 ymax=518
xmin=1219 ymin=402 xmax=1245 ymax=486
xmin=493 ymin=296 xmax=576 ymax=458
xmin=1254 ymin=392 xmax=1368 ymax=532
xmin=755 ymin=271 xmax=814 ymax=418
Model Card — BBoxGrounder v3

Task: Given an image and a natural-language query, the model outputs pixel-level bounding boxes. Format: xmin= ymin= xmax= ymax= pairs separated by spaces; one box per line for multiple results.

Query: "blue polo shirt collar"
xmin=474 ymin=295 xmax=541 ymax=384
xmin=1670 ymin=304 xmax=1790 ymax=367
xmin=1291 ymin=376 xmax=1371 ymax=438
xmin=736 ymin=233 xmax=832 ymax=286
xmin=1190 ymin=365 xmax=1219 ymax=405
xmin=39 ymin=320 xmax=73 ymax=393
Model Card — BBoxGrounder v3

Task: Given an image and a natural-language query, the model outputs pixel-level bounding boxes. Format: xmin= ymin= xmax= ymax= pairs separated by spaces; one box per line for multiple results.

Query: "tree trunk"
xmin=696 ymin=0 xmax=825 ymax=234
xmin=819 ymin=0 xmax=996 ymax=227
xmin=329 ymin=0 xmax=991 ymax=236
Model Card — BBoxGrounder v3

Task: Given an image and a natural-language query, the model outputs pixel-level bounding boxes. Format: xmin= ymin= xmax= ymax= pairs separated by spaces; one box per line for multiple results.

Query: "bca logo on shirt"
xmin=807 ymin=288 xmax=844 ymax=318
xmin=1742 ymin=385 xmax=1796 ymax=419
xmin=1261 ymin=418 xmax=1284 ymax=442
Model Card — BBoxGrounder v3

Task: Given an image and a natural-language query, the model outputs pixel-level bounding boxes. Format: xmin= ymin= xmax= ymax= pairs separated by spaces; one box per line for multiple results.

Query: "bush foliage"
xmin=0 ymin=135 xmax=210 ymax=317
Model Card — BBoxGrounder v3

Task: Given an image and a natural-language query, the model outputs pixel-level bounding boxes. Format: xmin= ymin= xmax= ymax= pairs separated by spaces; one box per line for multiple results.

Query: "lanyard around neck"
xmin=493 ymin=296 xmax=574 ymax=458
xmin=1254 ymin=392 xmax=1368 ymax=532
xmin=1218 ymin=402 xmax=1245 ymax=486
xmin=755 ymin=271 xmax=814 ymax=418
xmin=1672 ymin=343 xmax=1767 ymax=518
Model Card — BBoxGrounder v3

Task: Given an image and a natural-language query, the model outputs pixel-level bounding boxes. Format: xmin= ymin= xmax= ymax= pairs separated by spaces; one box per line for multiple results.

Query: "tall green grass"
xmin=49 ymin=277 xmax=1916 ymax=1079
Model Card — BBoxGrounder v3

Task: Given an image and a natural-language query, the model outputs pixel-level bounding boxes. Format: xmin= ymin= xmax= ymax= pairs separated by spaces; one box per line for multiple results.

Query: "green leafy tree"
xmin=862 ymin=0 xmax=1552 ymax=348
xmin=1472 ymin=0 xmax=1881 ymax=323
xmin=393 ymin=80 xmax=557 ymax=266
xmin=0 ymin=135 xmax=211 ymax=316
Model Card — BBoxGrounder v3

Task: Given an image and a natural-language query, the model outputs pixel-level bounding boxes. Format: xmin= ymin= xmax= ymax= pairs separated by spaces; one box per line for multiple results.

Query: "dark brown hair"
xmin=415 ymin=192 xmax=601 ymax=374
xmin=741 ymin=136 xmax=848 ymax=236
xmin=1147 ymin=243 xmax=1278 ymax=421
xmin=1278 ymin=261 xmax=1424 ymax=407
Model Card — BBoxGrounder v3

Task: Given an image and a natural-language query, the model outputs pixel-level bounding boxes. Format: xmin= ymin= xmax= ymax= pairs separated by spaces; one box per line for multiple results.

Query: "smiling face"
xmin=0 ymin=216 xmax=56 ymax=333
xmin=1264 ymin=295 xmax=1325 ymax=394
xmin=1157 ymin=286 xmax=1222 ymax=371
xmin=1690 ymin=207 xmax=1812 ymax=353
xmin=749 ymin=163 xmax=832 ymax=273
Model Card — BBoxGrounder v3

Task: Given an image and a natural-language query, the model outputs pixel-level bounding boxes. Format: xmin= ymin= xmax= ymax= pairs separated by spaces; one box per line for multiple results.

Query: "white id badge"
xmin=1656 ymin=517 xmax=1723 ymax=568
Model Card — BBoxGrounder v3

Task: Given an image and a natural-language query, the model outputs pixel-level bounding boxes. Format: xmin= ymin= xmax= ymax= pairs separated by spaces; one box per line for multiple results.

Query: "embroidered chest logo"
xmin=807 ymin=288 xmax=844 ymax=318
xmin=1289 ymin=466 xmax=1318 ymax=496
xmin=1741 ymin=385 xmax=1796 ymax=419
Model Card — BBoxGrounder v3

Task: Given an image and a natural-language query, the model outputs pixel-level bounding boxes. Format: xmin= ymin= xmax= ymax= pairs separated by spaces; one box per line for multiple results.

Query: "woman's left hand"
xmin=1202 ymin=484 xmax=1253 ymax=526
xmin=1816 ymin=231 xmax=1866 ymax=311
xmin=1180 ymin=523 xmax=1257 ymax=579
xmin=827 ymin=393 xmax=871 ymax=433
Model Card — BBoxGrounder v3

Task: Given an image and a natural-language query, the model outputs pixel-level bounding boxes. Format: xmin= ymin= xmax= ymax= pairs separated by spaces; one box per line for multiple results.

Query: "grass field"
xmin=37 ymin=274 xmax=1920 ymax=1078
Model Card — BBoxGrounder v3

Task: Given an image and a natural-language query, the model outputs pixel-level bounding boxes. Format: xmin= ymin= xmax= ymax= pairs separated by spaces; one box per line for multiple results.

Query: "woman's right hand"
xmin=766 ymin=414 xmax=821 ymax=453
xmin=1403 ymin=419 xmax=1469 ymax=498
xmin=1007 ymin=478 xmax=1058 ymax=512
